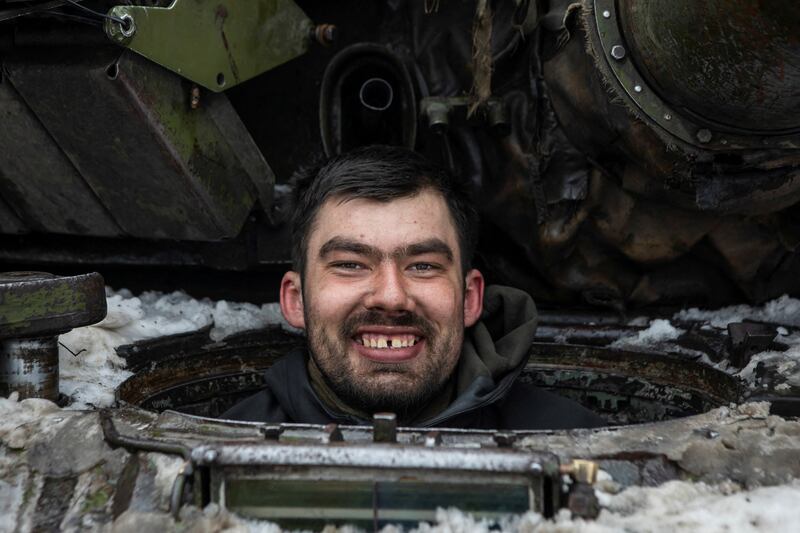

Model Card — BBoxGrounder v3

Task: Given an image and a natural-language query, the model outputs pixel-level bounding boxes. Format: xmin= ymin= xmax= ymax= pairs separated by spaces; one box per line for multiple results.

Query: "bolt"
xmin=721 ymin=139 xmax=728 ymax=145
xmin=697 ymin=128 xmax=712 ymax=143
xmin=311 ymin=24 xmax=337 ymax=46
xmin=634 ymin=84 xmax=642 ymax=93
xmin=602 ymin=10 xmax=611 ymax=18
xmin=610 ymin=45 xmax=626 ymax=60
xmin=530 ymin=462 xmax=543 ymax=474
xmin=119 ymin=14 xmax=135 ymax=38
xmin=663 ymin=112 xmax=672 ymax=120
xmin=190 ymin=85 xmax=200 ymax=110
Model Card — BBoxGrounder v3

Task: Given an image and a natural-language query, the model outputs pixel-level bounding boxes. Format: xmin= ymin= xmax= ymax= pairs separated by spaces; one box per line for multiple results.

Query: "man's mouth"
xmin=354 ymin=333 xmax=421 ymax=349
xmin=351 ymin=328 xmax=425 ymax=362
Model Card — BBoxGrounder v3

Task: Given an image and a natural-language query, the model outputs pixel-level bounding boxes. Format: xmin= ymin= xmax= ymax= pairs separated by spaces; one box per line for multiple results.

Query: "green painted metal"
xmin=104 ymin=0 xmax=312 ymax=92
xmin=0 ymin=272 xmax=106 ymax=338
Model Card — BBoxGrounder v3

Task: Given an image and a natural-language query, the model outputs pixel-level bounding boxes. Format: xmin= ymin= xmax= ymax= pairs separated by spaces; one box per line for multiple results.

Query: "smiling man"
xmin=223 ymin=145 xmax=602 ymax=429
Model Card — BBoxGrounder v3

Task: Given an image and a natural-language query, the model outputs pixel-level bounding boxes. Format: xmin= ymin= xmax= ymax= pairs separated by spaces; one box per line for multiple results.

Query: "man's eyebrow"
xmin=319 ymin=236 xmax=454 ymax=263
xmin=397 ymin=238 xmax=454 ymax=263
xmin=319 ymin=237 xmax=381 ymax=260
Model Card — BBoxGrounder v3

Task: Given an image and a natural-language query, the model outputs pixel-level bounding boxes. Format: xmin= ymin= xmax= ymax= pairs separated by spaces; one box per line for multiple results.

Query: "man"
xmin=224 ymin=145 xmax=602 ymax=429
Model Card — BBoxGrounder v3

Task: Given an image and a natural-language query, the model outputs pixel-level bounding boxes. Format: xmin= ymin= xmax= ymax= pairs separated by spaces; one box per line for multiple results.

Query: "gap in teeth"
xmin=360 ymin=334 xmax=417 ymax=349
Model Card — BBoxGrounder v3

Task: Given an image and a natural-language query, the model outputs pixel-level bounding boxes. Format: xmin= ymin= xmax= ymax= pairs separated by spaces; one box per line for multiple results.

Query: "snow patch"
xmin=0 ymin=392 xmax=63 ymax=448
xmin=58 ymin=287 xmax=297 ymax=410
xmin=738 ymin=343 xmax=800 ymax=389
xmin=675 ymin=295 xmax=800 ymax=329
xmin=0 ymin=468 xmax=28 ymax=533
xmin=611 ymin=319 xmax=682 ymax=349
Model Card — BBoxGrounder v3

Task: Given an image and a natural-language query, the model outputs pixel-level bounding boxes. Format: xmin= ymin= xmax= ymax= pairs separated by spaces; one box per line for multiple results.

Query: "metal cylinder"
xmin=0 ymin=337 xmax=59 ymax=400
xmin=618 ymin=0 xmax=800 ymax=132
xmin=425 ymin=102 xmax=450 ymax=134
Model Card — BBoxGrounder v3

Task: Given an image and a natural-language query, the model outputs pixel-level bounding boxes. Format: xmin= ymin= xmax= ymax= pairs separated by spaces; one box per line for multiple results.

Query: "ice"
xmin=58 ymin=287 xmax=297 ymax=410
xmin=675 ymin=295 xmax=800 ymax=329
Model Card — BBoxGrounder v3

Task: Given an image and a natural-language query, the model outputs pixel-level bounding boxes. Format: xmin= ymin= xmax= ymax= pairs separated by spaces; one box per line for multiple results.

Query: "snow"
xmin=374 ymin=480 xmax=800 ymax=533
xmin=0 ymin=469 xmax=28 ymax=533
xmin=675 ymin=295 xmax=800 ymax=329
xmin=611 ymin=319 xmax=683 ymax=349
xmin=0 ymin=392 xmax=63 ymax=447
xmin=737 ymin=340 xmax=800 ymax=389
xmin=58 ymin=287 xmax=296 ymax=409
xmin=171 ymin=480 xmax=800 ymax=532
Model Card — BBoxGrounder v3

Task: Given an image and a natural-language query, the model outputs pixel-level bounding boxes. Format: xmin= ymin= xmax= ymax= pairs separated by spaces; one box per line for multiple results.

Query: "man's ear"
xmin=280 ymin=271 xmax=306 ymax=329
xmin=463 ymin=269 xmax=485 ymax=327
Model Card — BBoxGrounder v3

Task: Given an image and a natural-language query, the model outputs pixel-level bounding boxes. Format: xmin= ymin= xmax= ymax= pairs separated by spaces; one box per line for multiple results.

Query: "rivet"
xmin=610 ymin=45 xmax=626 ymax=60
xmin=720 ymin=139 xmax=728 ymax=145
xmin=663 ymin=113 xmax=672 ymax=120
xmin=602 ymin=10 xmax=611 ymax=18
xmin=697 ymin=129 xmax=712 ymax=143
xmin=634 ymin=85 xmax=642 ymax=93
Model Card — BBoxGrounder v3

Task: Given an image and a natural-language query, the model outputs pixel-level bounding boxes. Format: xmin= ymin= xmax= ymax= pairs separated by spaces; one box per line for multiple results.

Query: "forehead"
xmin=308 ymin=189 xmax=460 ymax=252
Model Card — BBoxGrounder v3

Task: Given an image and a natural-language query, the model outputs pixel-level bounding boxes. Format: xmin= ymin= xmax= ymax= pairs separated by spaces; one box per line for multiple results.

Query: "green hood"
xmin=419 ymin=284 xmax=539 ymax=426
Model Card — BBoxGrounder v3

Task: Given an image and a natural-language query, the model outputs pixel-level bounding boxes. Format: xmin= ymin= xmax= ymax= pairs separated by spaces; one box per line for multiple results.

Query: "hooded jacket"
xmin=222 ymin=285 xmax=604 ymax=430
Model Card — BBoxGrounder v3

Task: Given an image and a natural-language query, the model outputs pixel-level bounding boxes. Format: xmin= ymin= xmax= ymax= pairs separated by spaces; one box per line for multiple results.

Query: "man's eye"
xmin=409 ymin=263 xmax=437 ymax=272
xmin=332 ymin=262 xmax=364 ymax=270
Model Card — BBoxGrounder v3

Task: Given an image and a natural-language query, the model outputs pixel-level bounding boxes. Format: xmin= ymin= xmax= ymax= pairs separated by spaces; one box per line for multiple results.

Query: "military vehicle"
xmin=1 ymin=0 xmax=799 ymax=530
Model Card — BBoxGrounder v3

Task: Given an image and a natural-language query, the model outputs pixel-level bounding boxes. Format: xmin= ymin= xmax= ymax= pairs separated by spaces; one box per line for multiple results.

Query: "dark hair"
xmin=290 ymin=145 xmax=479 ymax=277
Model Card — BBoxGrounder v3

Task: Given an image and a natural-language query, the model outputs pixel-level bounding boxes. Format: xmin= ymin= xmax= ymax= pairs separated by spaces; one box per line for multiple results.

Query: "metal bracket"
xmin=104 ymin=0 xmax=313 ymax=92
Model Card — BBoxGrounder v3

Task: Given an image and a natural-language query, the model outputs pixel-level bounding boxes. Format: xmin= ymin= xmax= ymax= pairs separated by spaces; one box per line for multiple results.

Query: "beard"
xmin=305 ymin=307 xmax=462 ymax=421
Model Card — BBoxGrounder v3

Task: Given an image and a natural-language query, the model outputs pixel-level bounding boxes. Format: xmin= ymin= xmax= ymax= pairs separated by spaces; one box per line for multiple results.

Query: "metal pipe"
xmin=0 ymin=337 xmax=59 ymax=400
xmin=359 ymin=77 xmax=394 ymax=111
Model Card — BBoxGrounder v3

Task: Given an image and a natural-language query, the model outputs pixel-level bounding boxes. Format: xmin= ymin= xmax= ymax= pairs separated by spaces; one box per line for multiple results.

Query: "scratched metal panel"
xmin=5 ymin=48 xmax=267 ymax=241
xmin=0 ymin=76 xmax=122 ymax=236
xmin=0 ymin=194 xmax=25 ymax=234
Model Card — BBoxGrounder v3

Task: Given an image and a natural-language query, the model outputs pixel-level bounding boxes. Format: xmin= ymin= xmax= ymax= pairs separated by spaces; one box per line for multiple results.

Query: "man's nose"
xmin=364 ymin=263 xmax=414 ymax=312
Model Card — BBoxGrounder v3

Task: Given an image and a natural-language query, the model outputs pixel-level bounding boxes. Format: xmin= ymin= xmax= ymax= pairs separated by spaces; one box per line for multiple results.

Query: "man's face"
xmin=280 ymin=188 xmax=484 ymax=417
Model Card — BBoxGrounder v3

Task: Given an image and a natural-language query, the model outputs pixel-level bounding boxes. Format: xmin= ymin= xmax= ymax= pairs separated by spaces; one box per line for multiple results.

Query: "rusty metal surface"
xmin=618 ymin=0 xmax=800 ymax=134
xmin=0 ymin=336 xmax=58 ymax=399
xmin=4 ymin=47 xmax=272 ymax=241
xmin=727 ymin=321 xmax=780 ymax=368
xmin=116 ymin=326 xmax=302 ymax=417
xmin=524 ymin=342 xmax=743 ymax=425
xmin=0 ymin=271 xmax=106 ymax=338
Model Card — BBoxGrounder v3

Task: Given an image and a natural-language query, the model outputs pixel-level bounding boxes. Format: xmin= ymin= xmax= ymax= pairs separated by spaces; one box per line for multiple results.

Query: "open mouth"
xmin=351 ymin=329 xmax=425 ymax=362
xmin=354 ymin=333 xmax=421 ymax=349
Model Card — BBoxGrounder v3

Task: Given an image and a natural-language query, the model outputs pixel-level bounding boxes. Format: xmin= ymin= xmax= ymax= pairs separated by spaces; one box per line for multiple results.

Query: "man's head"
xmin=280 ymin=145 xmax=484 ymax=420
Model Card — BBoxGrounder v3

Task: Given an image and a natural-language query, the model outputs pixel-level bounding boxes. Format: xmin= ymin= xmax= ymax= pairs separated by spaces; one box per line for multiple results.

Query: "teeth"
xmin=360 ymin=334 xmax=419 ymax=349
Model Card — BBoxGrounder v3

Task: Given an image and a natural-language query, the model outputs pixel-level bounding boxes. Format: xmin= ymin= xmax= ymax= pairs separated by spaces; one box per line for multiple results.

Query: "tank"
xmin=1 ymin=0 xmax=800 ymax=530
